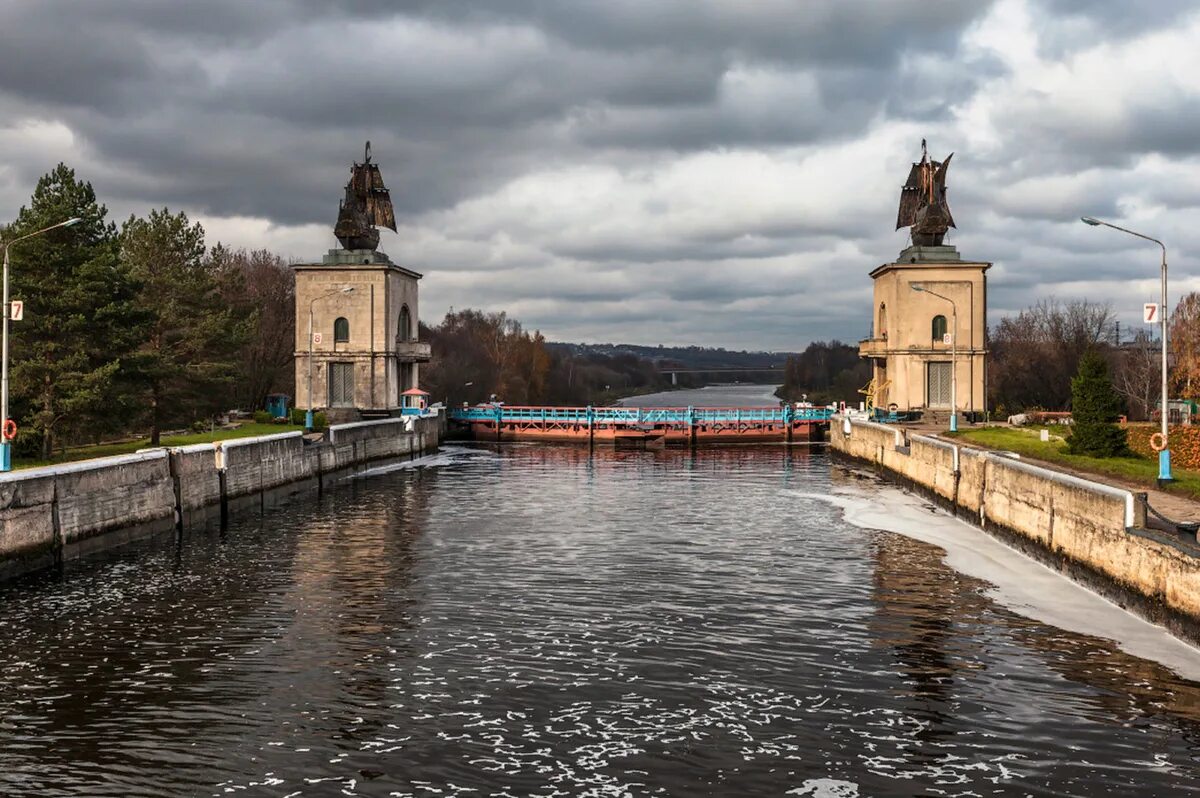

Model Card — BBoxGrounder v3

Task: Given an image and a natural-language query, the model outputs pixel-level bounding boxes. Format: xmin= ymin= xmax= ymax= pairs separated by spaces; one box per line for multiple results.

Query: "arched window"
xmin=334 ymin=317 xmax=350 ymax=343
xmin=931 ymin=314 xmax=948 ymax=342
xmin=878 ymin=303 xmax=888 ymax=339
xmin=398 ymin=305 xmax=412 ymax=342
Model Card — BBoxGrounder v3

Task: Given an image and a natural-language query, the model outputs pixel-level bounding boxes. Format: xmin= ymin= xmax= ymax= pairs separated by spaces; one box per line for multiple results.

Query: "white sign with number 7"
xmin=1144 ymin=303 xmax=1159 ymax=324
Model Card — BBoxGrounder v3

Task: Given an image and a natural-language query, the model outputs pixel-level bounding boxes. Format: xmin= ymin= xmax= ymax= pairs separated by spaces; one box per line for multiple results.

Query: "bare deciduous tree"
xmin=1171 ymin=292 xmax=1200 ymax=398
xmin=989 ymin=299 xmax=1116 ymax=413
xmin=211 ymin=246 xmax=296 ymax=411
xmin=1113 ymin=329 xmax=1158 ymax=421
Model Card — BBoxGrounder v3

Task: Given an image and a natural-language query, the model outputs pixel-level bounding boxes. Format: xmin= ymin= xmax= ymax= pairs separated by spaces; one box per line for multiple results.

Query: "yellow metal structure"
xmin=858 ymin=378 xmax=891 ymax=414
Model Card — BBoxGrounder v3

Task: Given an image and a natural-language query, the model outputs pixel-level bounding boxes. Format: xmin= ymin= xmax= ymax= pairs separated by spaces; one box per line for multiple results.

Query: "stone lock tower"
xmin=858 ymin=245 xmax=989 ymax=419
xmin=858 ymin=143 xmax=989 ymax=421
xmin=293 ymin=144 xmax=430 ymax=422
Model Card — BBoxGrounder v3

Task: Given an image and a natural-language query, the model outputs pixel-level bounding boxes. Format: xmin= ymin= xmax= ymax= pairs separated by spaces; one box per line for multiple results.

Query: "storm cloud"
xmin=0 ymin=0 xmax=1196 ymax=348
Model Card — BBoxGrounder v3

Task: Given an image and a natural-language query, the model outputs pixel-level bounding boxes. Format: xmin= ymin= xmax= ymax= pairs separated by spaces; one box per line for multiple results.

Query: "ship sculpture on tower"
xmin=334 ymin=141 xmax=397 ymax=251
xmin=895 ymin=139 xmax=954 ymax=247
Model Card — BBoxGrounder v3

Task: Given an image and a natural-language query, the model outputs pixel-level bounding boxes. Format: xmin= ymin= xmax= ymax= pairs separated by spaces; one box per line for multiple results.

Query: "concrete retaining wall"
xmin=218 ymin=432 xmax=312 ymax=502
xmin=0 ymin=416 xmax=441 ymax=580
xmin=830 ymin=416 xmax=1200 ymax=642
xmin=0 ymin=451 xmax=177 ymax=577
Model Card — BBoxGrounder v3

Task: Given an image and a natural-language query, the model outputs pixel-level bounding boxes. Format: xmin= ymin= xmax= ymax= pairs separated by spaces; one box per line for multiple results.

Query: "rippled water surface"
xmin=3 ymin=444 xmax=1200 ymax=797
xmin=617 ymin=384 xmax=781 ymax=407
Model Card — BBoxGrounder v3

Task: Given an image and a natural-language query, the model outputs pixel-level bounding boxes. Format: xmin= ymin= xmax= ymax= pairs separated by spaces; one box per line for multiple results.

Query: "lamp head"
xmin=910 ymin=284 xmax=926 ymax=293
xmin=1080 ymin=216 xmax=1102 ymax=226
xmin=63 ymin=217 xmax=82 ymax=228
xmin=341 ymin=286 xmax=354 ymax=293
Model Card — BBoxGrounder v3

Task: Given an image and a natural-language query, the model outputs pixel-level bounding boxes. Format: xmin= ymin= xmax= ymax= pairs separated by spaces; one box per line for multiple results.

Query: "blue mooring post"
xmin=949 ymin=414 xmax=958 ymax=433
xmin=0 ymin=441 xmax=9 ymax=472
xmin=1161 ymin=449 xmax=1172 ymax=482
xmin=305 ymin=409 xmax=314 ymax=431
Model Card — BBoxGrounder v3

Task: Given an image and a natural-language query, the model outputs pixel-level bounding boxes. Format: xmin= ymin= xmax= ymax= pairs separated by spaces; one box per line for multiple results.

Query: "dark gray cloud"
xmin=0 ymin=0 xmax=1195 ymax=348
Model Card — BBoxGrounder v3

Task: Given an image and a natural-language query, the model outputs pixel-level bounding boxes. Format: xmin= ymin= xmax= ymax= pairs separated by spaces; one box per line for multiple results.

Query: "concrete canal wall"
xmin=0 ymin=415 xmax=441 ymax=580
xmin=831 ymin=416 xmax=1200 ymax=643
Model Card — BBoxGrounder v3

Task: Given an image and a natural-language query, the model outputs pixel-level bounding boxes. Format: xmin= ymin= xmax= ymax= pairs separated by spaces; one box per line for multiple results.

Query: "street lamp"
xmin=1081 ymin=215 xmax=1171 ymax=482
xmin=911 ymin=283 xmax=959 ymax=432
xmin=0 ymin=216 xmax=82 ymax=471
xmin=306 ymin=286 xmax=354 ymax=430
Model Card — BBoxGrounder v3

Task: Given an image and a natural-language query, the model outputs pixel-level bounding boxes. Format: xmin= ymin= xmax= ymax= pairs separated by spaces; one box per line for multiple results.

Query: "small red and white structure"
xmin=400 ymin=387 xmax=430 ymax=416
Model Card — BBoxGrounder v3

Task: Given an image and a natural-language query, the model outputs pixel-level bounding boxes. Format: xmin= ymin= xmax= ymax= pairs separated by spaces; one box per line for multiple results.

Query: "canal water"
xmin=3 ymin=418 xmax=1200 ymax=794
xmin=617 ymin=384 xmax=782 ymax=408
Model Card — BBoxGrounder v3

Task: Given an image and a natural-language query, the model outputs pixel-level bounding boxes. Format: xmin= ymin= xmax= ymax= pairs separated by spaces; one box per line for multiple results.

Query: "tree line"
xmin=776 ymin=341 xmax=872 ymax=404
xmin=4 ymin=164 xmax=294 ymax=457
xmin=420 ymin=309 xmax=681 ymax=407
xmin=990 ymin=296 xmax=1200 ymax=419
xmin=774 ymin=297 xmax=1200 ymax=420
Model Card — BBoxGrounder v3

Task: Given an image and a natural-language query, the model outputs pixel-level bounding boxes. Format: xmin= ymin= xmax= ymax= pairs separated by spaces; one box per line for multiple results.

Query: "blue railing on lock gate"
xmin=448 ymin=405 xmax=834 ymax=425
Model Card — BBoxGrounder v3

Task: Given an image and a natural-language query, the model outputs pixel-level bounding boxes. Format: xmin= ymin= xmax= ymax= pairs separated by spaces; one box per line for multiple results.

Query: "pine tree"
xmin=5 ymin=164 xmax=148 ymax=458
xmin=1068 ymin=349 xmax=1129 ymax=457
xmin=121 ymin=209 xmax=250 ymax=445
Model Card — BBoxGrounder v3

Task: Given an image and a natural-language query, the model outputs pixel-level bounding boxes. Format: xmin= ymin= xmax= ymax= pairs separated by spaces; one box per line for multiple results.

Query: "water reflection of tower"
xmin=870 ymin=531 xmax=981 ymax=757
xmin=286 ymin=468 xmax=435 ymax=716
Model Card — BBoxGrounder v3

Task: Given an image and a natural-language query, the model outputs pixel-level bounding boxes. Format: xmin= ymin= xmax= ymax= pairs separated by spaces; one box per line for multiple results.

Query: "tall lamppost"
xmin=1081 ymin=216 xmax=1171 ymax=482
xmin=911 ymin=283 xmax=958 ymax=432
xmin=306 ymin=286 xmax=354 ymax=430
xmin=0 ymin=216 xmax=82 ymax=471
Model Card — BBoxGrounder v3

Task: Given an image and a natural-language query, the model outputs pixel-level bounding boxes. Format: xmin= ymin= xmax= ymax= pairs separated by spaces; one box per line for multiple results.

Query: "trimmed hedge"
xmin=1126 ymin=423 xmax=1200 ymax=468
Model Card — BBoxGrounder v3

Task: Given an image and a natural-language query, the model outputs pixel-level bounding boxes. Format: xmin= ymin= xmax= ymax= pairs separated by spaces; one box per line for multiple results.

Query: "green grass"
xmin=947 ymin=426 xmax=1200 ymax=502
xmin=14 ymin=423 xmax=307 ymax=470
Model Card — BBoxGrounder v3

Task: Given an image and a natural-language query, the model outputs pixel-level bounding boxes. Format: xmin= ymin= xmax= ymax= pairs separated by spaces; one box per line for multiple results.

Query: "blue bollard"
xmin=0 ymin=441 xmax=10 ymax=472
xmin=305 ymin=409 xmax=313 ymax=431
xmin=1160 ymin=449 xmax=1173 ymax=482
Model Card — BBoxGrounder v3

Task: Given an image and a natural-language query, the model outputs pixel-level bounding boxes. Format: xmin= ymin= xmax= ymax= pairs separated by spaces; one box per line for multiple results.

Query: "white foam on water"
xmin=345 ymin=445 xmax=489 ymax=480
xmin=787 ymin=778 xmax=860 ymax=797
xmin=795 ymin=482 xmax=1200 ymax=682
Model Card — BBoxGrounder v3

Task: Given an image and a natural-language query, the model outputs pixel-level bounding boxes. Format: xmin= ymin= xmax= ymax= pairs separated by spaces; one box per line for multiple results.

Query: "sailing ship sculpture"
xmin=896 ymin=139 xmax=954 ymax=247
xmin=334 ymin=141 xmax=397 ymax=251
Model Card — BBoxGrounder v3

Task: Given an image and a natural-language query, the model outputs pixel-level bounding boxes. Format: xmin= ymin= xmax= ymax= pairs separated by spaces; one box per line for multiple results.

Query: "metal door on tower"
xmin=927 ymin=362 xmax=951 ymax=408
xmin=330 ymin=362 xmax=355 ymax=407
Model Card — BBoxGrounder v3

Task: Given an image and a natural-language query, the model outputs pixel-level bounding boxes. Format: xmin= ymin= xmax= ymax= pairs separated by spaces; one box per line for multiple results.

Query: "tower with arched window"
xmin=293 ymin=248 xmax=430 ymax=421
xmin=858 ymin=242 xmax=989 ymax=419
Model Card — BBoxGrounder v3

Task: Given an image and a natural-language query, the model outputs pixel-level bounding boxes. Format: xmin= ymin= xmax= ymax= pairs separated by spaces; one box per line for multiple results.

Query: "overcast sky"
xmin=1 ymin=0 xmax=1197 ymax=350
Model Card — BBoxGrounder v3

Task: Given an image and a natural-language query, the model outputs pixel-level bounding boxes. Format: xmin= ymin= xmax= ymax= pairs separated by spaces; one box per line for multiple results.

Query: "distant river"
xmin=1 ymin=444 xmax=1200 ymax=796
xmin=618 ymin=383 xmax=781 ymax=407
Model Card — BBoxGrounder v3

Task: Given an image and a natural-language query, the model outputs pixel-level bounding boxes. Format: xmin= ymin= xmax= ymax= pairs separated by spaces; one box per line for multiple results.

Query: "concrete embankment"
xmin=0 ymin=415 xmax=441 ymax=580
xmin=831 ymin=416 xmax=1200 ymax=645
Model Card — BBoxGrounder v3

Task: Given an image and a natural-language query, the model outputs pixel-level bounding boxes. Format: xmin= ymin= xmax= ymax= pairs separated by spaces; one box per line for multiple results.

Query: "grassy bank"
xmin=14 ymin=423 xmax=307 ymax=470
xmin=948 ymin=426 xmax=1200 ymax=502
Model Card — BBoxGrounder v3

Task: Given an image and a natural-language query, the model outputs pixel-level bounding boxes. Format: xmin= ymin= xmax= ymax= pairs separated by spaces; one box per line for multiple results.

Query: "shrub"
xmin=191 ymin=420 xmax=207 ymax=434
xmin=252 ymin=410 xmax=273 ymax=424
xmin=290 ymin=408 xmax=307 ymax=426
xmin=1068 ymin=350 xmax=1129 ymax=457
xmin=313 ymin=412 xmax=329 ymax=432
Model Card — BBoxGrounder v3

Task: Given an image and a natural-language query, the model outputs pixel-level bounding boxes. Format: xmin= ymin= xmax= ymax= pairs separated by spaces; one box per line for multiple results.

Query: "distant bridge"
xmin=657 ymin=366 xmax=785 ymax=385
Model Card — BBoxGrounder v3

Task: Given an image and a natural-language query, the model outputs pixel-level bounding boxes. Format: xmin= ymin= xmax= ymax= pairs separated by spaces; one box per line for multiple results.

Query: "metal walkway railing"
xmin=449 ymin=405 xmax=834 ymax=425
